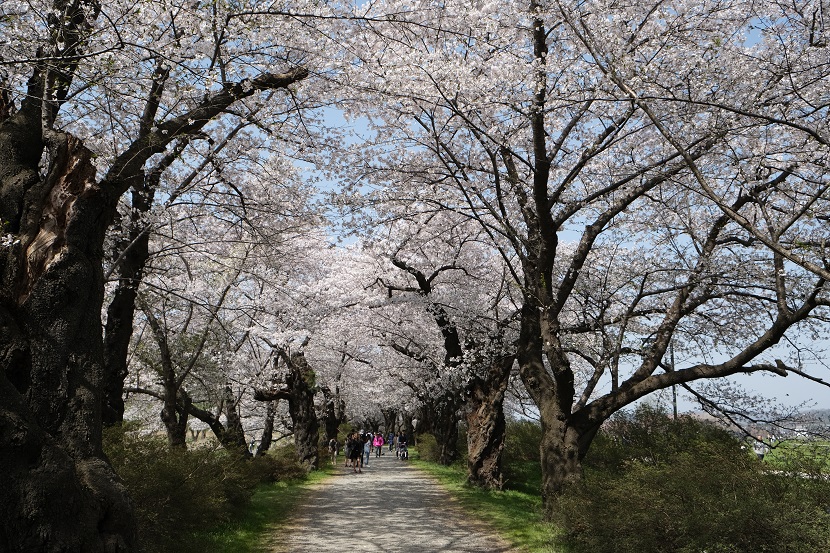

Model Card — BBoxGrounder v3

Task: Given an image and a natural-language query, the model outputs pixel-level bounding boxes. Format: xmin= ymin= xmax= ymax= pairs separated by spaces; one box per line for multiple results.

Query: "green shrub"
xmin=413 ymin=430 xmax=467 ymax=464
xmin=103 ymin=426 xmax=305 ymax=553
xmin=416 ymin=432 xmax=441 ymax=462
xmin=584 ymin=404 xmax=741 ymax=473
xmin=553 ymin=408 xmax=830 ymax=553
xmin=255 ymin=443 xmax=315 ymax=480
xmin=503 ymin=419 xmax=542 ymax=464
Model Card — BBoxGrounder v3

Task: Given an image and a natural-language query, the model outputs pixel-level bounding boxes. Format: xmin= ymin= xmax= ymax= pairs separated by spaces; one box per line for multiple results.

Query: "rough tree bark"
xmin=255 ymin=349 xmax=319 ymax=469
xmin=0 ymin=4 xmax=140 ymax=546
xmin=320 ymin=383 xmax=346 ymax=441
xmin=0 ymin=6 xmax=308 ymax=542
xmin=220 ymin=385 xmax=249 ymax=455
xmin=0 ymin=128 xmax=137 ymax=551
xmin=465 ymin=354 xmax=514 ymax=489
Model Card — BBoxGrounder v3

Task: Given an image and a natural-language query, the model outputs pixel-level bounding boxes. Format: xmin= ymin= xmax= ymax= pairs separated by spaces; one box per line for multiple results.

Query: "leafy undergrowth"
xmin=198 ymin=468 xmax=333 ymax=553
xmin=411 ymin=457 xmax=561 ymax=553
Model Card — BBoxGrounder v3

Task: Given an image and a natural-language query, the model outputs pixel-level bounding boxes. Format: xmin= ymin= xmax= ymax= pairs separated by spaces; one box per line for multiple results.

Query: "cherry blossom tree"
xmin=125 ymin=245 xmax=252 ymax=454
xmin=0 ymin=0 xmax=335 ymax=548
xmin=353 ymin=213 xmax=519 ymax=484
xmin=247 ymin=234 xmax=385 ymax=467
xmin=332 ymin=0 xmax=830 ymax=515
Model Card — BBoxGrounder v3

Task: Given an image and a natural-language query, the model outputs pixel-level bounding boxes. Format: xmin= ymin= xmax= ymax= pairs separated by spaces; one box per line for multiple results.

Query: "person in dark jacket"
xmin=348 ymin=432 xmax=362 ymax=473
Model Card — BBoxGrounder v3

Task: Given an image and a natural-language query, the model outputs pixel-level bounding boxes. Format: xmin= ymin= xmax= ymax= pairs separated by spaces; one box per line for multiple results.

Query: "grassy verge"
xmin=410 ymin=457 xmax=561 ymax=553
xmin=198 ymin=467 xmax=334 ymax=553
xmin=764 ymin=439 xmax=830 ymax=471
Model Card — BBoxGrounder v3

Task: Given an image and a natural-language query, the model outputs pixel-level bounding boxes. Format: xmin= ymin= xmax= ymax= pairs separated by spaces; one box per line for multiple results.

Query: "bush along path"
xmin=271 ymin=450 xmax=519 ymax=552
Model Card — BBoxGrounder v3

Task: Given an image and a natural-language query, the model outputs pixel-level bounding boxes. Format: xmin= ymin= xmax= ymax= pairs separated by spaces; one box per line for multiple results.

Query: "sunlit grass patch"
xmin=199 ymin=468 xmax=333 ymax=553
xmin=411 ymin=458 xmax=561 ymax=553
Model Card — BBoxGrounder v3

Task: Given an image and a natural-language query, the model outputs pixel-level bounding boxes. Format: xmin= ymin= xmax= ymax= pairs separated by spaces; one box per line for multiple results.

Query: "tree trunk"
xmin=320 ymin=385 xmax=345 ymax=441
xmin=416 ymin=393 xmax=462 ymax=465
xmin=433 ymin=400 xmax=460 ymax=465
xmin=517 ymin=299 xmax=600 ymax=513
xmin=102 ymin=186 xmax=152 ymax=427
xmin=219 ymin=384 xmax=251 ymax=457
xmin=285 ymin=352 xmax=319 ymax=469
xmin=381 ymin=408 xmax=397 ymax=434
xmin=466 ymin=355 xmax=513 ymax=489
xmin=253 ymin=352 xmax=320 ymax=468
xmin=160 ymin=396 xmax=189 ymax=450
xmin=538 ymin=410 xmax=582 ymax=504
xmin=145 ymin=305 xmax=189 ymax=450
xmin=135 ymin=378 xmax=255 ymax=456
xmin=0 ymin=128 xmax=136 ymax=550
xmin=256 ymin=401 xmax=277 ymax=456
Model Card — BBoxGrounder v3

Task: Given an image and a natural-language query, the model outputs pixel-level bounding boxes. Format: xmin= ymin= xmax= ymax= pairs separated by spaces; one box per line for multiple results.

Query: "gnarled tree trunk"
xmin=1 ymin=127 xmax=137 ymax=550
xmin=185 ymin=386 xmax=252 ymax=458
xmin=466 ymin=354 xmax=513 ymax=489
xmin=285 ymin=353 xmax=319 ymax=469
xmin=255 ymin=349 xmax=319 ymax=469
xmin=218 ymin=385 xmax=251 ymax=457
xmin=320 ymin=384 xmax=345 ymax=441
xmin=1 ymin=7 xmax=308 ymax=545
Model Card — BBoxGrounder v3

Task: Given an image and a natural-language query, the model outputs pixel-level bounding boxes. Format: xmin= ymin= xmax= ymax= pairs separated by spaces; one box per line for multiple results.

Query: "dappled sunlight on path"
xmin=273 ymin=451 xmax=518 ymax=552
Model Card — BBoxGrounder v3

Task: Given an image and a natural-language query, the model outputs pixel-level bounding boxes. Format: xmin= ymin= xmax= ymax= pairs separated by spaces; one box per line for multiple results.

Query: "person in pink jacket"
xmin=372 ymin=432 xmax=385 ymax=457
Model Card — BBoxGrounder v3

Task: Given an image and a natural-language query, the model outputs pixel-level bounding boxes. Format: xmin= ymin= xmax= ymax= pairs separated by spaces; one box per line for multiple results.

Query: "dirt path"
xmin=271 ymin=449 xmax=519 ymax=552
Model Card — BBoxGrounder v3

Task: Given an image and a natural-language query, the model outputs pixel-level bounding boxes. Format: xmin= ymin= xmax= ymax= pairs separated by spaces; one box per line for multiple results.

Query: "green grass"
xmin=411 ymin=456 xmax=561 ymax=553
xmin=763 ymin=438 xmax=830 ymax=471
xmin=197 ymin=468 xmax=333 ymax=553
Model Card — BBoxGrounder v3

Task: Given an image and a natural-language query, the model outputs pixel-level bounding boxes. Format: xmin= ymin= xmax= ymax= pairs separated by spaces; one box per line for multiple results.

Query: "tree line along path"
xmin=268 ymin=453 xmax=519 ymax=552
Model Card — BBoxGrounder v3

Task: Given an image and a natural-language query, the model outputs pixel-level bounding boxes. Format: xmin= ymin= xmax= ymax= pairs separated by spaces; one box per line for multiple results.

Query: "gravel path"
xmin=272 ymin=450 xmax=519 ymax=553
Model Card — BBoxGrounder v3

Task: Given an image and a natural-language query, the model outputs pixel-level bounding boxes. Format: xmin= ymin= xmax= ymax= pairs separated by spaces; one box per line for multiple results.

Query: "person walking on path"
xmin=328 ymin=437 xmax=339 ymax=465
xmin=372 ymin=432 xmax=384 ymax=457
xmin=344 ymin=434 xmax=353 ymax=468
xmin=348 ymin=432 xmax=361 ymax=473
xmin=275 ymin=451 xmax=518 ymax=552
xmin=362 ymin=434 xmax=371 ymax=467
xmin=395 ymin=431 xmax=406 ymax=458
